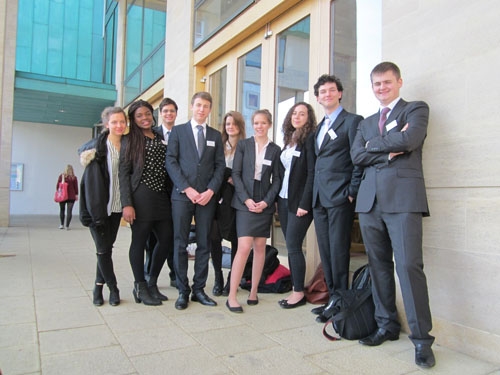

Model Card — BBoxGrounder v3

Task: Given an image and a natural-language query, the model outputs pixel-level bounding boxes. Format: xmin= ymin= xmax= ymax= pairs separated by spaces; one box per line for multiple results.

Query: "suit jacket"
xmin=165 ymin=121 xmax=225 ymax=201
xmin=280 ymin=133 xmax=316 ymax=213
xmin=351 ymin=99 xmax=430 ymax=215
xmin=231 ymin=137 xmax=282 ymax=214
xmin=312 ymin=109 xmax=363 ymax=208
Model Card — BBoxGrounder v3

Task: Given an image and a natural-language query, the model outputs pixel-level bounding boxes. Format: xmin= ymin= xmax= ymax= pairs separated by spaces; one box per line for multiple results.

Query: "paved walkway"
xmin=1 ymin=215 xmax=499 ymax=375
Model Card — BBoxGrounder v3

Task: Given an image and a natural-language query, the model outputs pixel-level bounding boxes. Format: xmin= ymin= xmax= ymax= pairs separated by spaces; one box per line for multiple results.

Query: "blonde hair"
xmin=64 ymin=164 xmax=74 ymax=177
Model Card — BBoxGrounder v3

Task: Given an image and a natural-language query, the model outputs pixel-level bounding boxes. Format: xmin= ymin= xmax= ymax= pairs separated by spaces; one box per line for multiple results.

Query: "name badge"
xmin=207 ymin=140 xmax=215 ymax=147
xmin=386 ymin=120 xmax=398 ymax=131
xmin=161 ymin=140 xmax=167 ymax=145
xmin=292 ymin=150 xmax=301 ymax=157
xmin=328 ymin=129 xmax=337 ymax=140
xmin=263 ymin=159 xmax=272 ymax=166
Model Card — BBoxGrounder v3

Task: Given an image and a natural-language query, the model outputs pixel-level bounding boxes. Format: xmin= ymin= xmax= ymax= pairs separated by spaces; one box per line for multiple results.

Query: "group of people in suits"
xmin=78 ymin=61 xmax=435 ymax=369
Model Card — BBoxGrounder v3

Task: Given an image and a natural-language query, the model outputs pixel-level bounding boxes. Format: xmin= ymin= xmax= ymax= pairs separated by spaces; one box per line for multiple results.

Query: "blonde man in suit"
xmin=165 ymin=92 xmax=226 ymax=310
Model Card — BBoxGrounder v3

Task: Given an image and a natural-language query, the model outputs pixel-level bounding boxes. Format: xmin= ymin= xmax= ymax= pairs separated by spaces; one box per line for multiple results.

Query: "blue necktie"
xmin=197 ymin=125 xmax=205 ymax=158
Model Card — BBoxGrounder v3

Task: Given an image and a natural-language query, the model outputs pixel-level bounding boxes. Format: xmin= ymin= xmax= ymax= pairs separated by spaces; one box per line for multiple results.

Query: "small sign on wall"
xmin=10 ymin=163 xmax=24 ymax=191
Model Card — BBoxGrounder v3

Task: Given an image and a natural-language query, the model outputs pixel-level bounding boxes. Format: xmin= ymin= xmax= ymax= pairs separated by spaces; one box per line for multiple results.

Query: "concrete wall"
xmin=10 ymin=122 xmax=91 ymax=216
xmin=382 ymin=0 xmax=500 ymax=363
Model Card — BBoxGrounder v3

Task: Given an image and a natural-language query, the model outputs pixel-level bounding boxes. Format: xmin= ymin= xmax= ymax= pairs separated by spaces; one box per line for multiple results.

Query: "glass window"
xmin=209 ymin=66 xmax=227 ymax=131
xmin=237 ymin=46 xmax=262 ymax=137
xmin=16 ymin=0 xmax=106 ymax=83
xmin=194 ymin=0 xmax=254 ymax=48
xmin=330 ymin=0 xmax=358 ymax=113
xmin=124 ymin=0 xmax=166 ymax=105
xmin=274 ymin=16 xmax=311 ymax=148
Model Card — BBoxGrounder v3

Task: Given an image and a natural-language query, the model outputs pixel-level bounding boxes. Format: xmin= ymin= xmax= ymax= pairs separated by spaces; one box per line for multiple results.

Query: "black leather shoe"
xmin=191 ymin=290 xmax=217 ymax=306
xmin=415 ymin=344 xmax=435 ymax=368
xmin=359 ymin=328 xmax=399 ymax=346
xmin=281 ymin=296 xmax=306 ymax=309
xmin=315 ymin=313 xmax=329 ymax=323
xmin=247 ymin=298 xmax=259 ymax=306
xmin=311 ymin=304 xmax=326 ymax=315
xmin=226 ymin=300 xmax=243 ymax=313
xmin=175 ymin=293 xmax=189 ymax=310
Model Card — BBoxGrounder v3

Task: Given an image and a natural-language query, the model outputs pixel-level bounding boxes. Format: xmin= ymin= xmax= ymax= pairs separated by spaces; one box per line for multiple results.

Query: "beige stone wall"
xmin=383 ymin=0 xmax=500 ymax=363
xmin=0 ymin=0 xmax=18 ymax=226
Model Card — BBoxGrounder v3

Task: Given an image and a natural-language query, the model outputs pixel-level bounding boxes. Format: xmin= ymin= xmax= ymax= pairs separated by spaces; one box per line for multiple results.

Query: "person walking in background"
xmin=56 ymin=164 xmax=78 ymax=230
xmin=120 ymin=100 xmax=174 ymax=306
xmin=144 ymin=97 xmax=178 ymax=288
xmin=165 ymin=92 xmax=226 ymax=310
xmin=277 ymin=102 xmax=317 ymax=309
xmin=351 ymin=61 xmax=435 ymax=368
xmin=226 ymin=109 xmax=281 ymax=313
xmin=311 ymin=74 xmax=364 ymax=323
xmin=210 ymin=111 xmax=246 ymax=297
xmin=79 ymin=106 xmax=127 ymax=306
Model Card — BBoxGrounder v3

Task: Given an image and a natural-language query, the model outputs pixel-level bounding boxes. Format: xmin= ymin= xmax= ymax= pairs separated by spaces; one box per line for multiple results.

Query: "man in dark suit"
xmin=165 ymin=92 xmax=225 ymax=310
xmin=144 ymin=98 xmax=178 ymax=289
xmin=311 ymin=74 xmax=363 ymax=322
xmin=351 ymin=62 xmax=435 ymax=368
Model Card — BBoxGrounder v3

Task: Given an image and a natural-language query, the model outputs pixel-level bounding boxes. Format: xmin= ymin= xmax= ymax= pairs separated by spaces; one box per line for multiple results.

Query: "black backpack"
xmin=322 ymin=264 xmax=377 ymax=341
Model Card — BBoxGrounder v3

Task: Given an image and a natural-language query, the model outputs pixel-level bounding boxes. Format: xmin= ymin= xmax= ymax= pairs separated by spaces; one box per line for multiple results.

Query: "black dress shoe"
xmin=226 ymin=300 xmax=243 ymax=313
xmin=281 ymin=296 xmax=306 ymax=309
xmin=359 ymin=328 xmax=399 ymax=346
xmin=175 ymin=293 xmax=189 ymax=310
xmin=191 ymin=290 xmax=217 ymax=306
xmin=311 ymin=304 xmax=326 ymax=315
xmin=415 ymin=344 xmax=435 ymax=368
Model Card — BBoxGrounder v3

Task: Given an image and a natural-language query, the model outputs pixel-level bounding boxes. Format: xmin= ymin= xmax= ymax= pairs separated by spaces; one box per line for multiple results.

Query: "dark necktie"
xmin=197 ymin=125 xmax=205 ymax=158
xmin=378 ymin=107 xmax=390 ymax=134
xmin=165 ymin=130 xmax=170 ymax=144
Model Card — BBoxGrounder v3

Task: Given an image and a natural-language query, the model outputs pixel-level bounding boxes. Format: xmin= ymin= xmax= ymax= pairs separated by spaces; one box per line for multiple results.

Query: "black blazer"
xmin=231 ymin=137 xmax=282 ymax=215
xmin=165 ymin=121 xmax=225 ymax=201
xmin=280 ymin=133 xmax=316 ymax=213
xmin=313 ymin=109 xmax=363 ymax=208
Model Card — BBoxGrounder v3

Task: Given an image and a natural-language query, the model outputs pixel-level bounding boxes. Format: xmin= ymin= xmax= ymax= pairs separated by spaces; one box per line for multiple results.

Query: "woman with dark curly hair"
xmin=119 ymin=100 xmax=173 ymax=306
xmin=277 ymin=102 xmax=317 ymax=309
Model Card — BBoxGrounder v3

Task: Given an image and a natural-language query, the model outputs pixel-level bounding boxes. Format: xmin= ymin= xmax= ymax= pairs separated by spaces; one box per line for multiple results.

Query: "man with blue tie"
xmin=351 ymin=62 xmax=435 ymax=368
xmin=166 ymin=92 xmax=225 ymax=310
xmin=311 ymin=74 xmax=363 ymax=323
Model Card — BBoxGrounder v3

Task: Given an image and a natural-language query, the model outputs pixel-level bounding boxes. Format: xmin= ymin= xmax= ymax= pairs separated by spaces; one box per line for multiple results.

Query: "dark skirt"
xmin=236 ymin=210 xmax=273 ymax=238
xmin=133 ymin=183 xmax=171 ymax=221
xmin=235 ymin=180 xmax=272 ymax=238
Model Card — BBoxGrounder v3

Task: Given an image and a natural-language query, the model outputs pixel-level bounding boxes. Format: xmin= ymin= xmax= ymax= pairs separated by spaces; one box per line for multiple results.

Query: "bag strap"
xmin=322 ymin=288 xmax=373 ymax=342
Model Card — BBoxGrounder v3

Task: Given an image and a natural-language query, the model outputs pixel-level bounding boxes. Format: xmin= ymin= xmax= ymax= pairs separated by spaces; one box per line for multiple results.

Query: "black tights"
xmin=210 ymin=220 xmax=238 ymax=274
xmin=59 ymin=200 xmax=75 ymax=227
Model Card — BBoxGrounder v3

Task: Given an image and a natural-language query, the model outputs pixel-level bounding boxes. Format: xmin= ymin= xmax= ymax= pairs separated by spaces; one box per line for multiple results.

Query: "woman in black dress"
xmin=226 ymin=109 xmax=281 ymax=312
xmin=120 ymin=100 xmax=173 ymax=306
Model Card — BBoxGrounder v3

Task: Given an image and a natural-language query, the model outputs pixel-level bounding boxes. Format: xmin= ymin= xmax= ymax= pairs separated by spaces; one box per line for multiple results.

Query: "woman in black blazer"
xmin=226 ymin=109 xmax=282 ymax=313
xmin=276 ymin=102 xmax=317 ymax=309
xmin=210 ymin=111 xmax=246 ymax=296
xmin=119 ymin=100 xmax=173 ymax=306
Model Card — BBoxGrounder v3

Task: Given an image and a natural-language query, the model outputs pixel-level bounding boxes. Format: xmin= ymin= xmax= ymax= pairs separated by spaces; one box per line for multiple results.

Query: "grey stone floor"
xmin=1 ymin=215 xmax=499 ymax=375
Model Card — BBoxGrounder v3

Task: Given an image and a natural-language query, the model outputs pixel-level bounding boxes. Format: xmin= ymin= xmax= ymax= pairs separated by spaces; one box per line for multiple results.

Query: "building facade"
xmin=1 ymin=0 xmax=499 ymax=363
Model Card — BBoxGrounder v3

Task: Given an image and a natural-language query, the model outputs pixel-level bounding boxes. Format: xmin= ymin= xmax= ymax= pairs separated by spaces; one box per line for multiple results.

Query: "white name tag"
xmin=292 ymin=150 xmax=301 ymax=157
xmin=386 ymin=120 xmax=398 ymax=131
xmin=263 ymin=159 xmax=272 ymax=166
xmin=328 ymin=129 xmax=337 ymax=140
xmin=161 ymin=140 xmax=167 ymax=145
xmin=207 ymin=140 xmax=215 ymax=147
